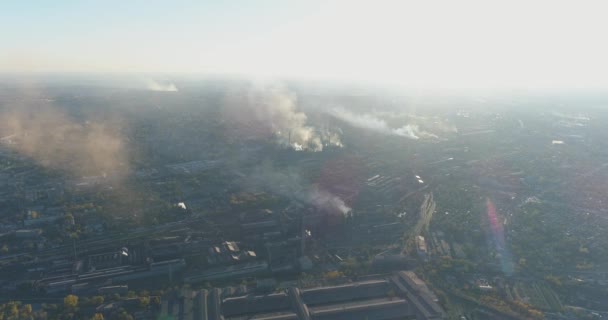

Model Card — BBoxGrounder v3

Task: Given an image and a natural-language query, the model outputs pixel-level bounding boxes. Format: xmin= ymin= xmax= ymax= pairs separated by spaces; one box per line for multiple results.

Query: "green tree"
xmin=9 ymin=303 xmax=19 ymax=318
xmin=138 ymin=297 xmax=150 ymax=308
xmin=116 ymin=310 xmax=133 ymax=320
xmin=64 ymin=294 xmax=78 ymax=310
xmin=90 ymin=313 xmax=104 ymax=320
xmin=20 ymin=304 xmax=32 ymax=318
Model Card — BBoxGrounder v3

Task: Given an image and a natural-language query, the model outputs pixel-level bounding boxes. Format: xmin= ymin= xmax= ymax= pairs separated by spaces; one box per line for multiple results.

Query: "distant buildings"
xmin=15 ymin=229 xmax=42 ymax=239
xmin=23 ymin=214 xmax=61 ymax=227
xmin=206 ymin=241 xmax=257 ymax=265
xmin=184 ymin=261 xmax=268 ymax=283
xmin=88 ymin=250 xmax=126 ymax=271
xmin=39 ymin=258 xmax=187 ymax=294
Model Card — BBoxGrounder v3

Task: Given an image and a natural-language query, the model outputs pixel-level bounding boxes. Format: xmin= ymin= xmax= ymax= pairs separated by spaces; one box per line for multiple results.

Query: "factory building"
xmin=165 ymin=271 xmax=445 ymax=320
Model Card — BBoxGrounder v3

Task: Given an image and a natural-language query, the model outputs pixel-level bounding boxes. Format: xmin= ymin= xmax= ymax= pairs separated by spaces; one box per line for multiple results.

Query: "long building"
xmin=163 ymin=271 xmax=445 ymax=320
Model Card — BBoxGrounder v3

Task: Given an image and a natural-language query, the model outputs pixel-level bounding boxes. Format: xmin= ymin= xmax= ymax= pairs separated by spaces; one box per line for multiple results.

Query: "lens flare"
xmin=486 ymin=198 xmax=513 ymax=275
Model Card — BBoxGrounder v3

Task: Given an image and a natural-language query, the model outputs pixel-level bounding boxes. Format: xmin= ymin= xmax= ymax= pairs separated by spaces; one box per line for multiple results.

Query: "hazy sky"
xmin=2 ymin=0 xmax=608 ymax=89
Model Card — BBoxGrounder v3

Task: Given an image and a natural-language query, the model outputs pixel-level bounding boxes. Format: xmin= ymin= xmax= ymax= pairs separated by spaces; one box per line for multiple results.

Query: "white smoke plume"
xmin=393 ymin=124 xmax=422 ymax=139
xmin=309 ymin=187 xmax=351 ymax=215
xmin=394 ymin=124 xmax=438 ymax=139
xmin=145 ymin=79 xmax=178 ymax=92
xmin=248 ymin=163 xmax=351 ymax=216
xmin=223 ymin=83 xmax=342 ymax=151
xmin=0 ymin=98 xmax=128 ymax=178
xmin=328 ymin=107 xmax=437 ymax=140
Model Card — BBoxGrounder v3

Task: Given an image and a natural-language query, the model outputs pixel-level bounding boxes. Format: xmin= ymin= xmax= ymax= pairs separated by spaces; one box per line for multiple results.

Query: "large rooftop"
xmin=161 ymin=271 xmax=445 ymax=320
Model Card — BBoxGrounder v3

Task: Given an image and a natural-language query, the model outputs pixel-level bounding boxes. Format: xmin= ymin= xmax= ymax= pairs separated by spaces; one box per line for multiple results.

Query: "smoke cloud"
xmin=145 ymin=79 xmax=178 ymax=92
xmin=308 ymin=187 xmax=351 ymax=215
xmin=248 ymin=163 xmax=351 ymax=216
xmin=0 ymin=98 xmax=128 ymax=178
xmin=223 ymin=83 xmax=342 ymax=151
xmin=328 ymin=107 xmax=437 ymax=140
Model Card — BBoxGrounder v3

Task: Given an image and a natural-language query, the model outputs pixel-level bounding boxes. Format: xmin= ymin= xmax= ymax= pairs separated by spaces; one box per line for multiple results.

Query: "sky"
xmin=2 ymin=0 xmax=608 ymax=90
